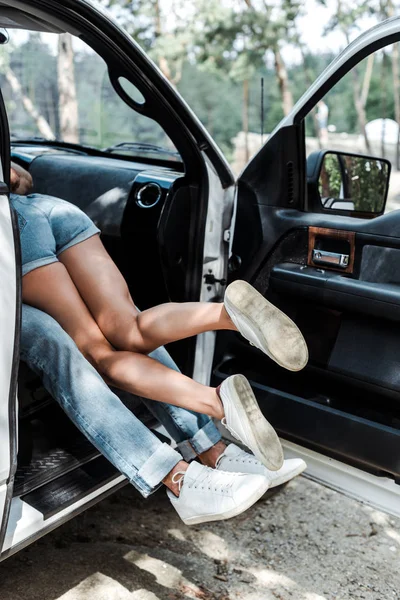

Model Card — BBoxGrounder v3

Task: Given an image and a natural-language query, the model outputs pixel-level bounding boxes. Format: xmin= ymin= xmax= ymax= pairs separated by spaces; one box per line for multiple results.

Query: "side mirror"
xmin=307 ymin=150 xmax=391 ymax=218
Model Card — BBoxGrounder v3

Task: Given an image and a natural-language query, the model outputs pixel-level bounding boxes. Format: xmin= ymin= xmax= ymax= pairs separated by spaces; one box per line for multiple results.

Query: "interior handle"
xmin=308 ymin=227 xmax=355 ymax=274
xmin=312 ymin=249 xmax=349 ymax=268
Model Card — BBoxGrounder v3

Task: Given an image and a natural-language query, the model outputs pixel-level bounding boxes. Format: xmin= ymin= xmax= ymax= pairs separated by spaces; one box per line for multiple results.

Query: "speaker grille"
xmin=287 ymin=161 xmax=294 ymax=205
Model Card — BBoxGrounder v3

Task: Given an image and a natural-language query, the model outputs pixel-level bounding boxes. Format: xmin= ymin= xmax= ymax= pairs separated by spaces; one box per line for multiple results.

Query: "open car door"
xmin=213 ymin=17 xmax=400 ymax=517
xmin=0 ymin=90 xmax=19 ymax=553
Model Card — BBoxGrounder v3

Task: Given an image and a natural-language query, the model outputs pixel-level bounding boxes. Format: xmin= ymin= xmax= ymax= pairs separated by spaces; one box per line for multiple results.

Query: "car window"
xmin=305 ymin=42 xmax=400 ymax=214
xmin=0 ymin=32 xmax=178 ymax=159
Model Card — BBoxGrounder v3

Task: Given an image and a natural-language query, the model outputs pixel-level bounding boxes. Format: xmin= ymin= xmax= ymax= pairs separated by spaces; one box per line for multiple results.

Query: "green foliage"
xmin=319 ymin=153 xmax=342 ymax=198
xmin=2 ymin=0 xmax=400 ymax=163
xmin=191 ymin=0 xmax=302 ymax=82
xmin=1 ymin=33 xmax=170 ymax=150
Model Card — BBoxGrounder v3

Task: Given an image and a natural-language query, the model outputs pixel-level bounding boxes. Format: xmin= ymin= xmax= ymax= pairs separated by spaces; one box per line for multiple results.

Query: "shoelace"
xmin=215 ymin=449 xmax=259 ymax=470
xmin=173 ymin=465 xmax=236 ymax=495
xmin=193 ymin=465 xmax=235 ymax=493
xmin=215 ymin=452 xmax=225 ymax=470
xmin=171 ymin=471 xmax=186 ymax=492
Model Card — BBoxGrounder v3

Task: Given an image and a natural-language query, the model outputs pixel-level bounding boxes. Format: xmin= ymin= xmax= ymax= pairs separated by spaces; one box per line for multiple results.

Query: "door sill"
xmin=217 ymin=423 xmax=400 ymax=518
xmin=280 ymin=439 xmax=400 ymax=519
xmin=2 ymin=475 xmax=126 ymax=557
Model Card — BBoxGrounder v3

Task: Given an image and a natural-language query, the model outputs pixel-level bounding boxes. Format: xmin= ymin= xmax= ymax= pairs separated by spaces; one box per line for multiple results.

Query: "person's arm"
xmin=10 ymin=161 xmax=33 ymax=195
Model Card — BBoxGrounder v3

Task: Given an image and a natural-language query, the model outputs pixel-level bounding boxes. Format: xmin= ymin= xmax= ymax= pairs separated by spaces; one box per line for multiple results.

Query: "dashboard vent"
xmin=135 ymin=182 xmax=162 ymax=208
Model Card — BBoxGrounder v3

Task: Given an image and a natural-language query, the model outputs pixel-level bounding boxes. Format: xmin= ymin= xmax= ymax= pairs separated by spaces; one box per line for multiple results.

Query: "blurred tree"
xmin=100 ymin=0 xmax=189 ymax=85
xmin=0 ymin=35 xmax=55 ymax=139
xmin=292 ymin=26 xmax=322 ymax=146
xmin=320 ymin=153 xmax=389 ymax=212
xmin=58 ymin=33 xmax=79 ymax=143
xmin=326 ymin=0 xmax=375 ymax=152
xmin=376 ymin=0 xmax=400 ymax=166
xmin=1 ymin=1 xmax=396 ymax=169
xmin=5 ymin=66 xmax=55 ymax=139
xmin=191 ymin=0 xmax=301 ymax=158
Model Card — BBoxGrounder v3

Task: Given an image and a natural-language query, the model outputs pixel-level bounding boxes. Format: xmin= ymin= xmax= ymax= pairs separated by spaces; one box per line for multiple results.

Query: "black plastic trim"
xmin=11 ymin=139 xmax=185 ymax=171
xmin=14 ymin=439 xmax=100 ymax=498
xmin=213 ymin=366 xmax=400 ymax=480
xmin=21 ymin=457 xmax=119 ymax=520
xmin=270 ymin=263 xmax=400 ymax=323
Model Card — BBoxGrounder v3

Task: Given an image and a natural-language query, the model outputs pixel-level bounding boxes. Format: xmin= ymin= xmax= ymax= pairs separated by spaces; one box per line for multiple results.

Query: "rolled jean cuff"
xmin=181 ymin=420 xmax=222 ymax=459
xmin=135 ymin=442 xmax=182 ymax=497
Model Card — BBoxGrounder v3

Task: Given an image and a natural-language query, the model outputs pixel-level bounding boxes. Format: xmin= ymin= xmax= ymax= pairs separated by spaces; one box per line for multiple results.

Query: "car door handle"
xmin=308 ymin=227 xmax=355 ymax=273
xmin=312 ymin=249 xmax=349 ymax=268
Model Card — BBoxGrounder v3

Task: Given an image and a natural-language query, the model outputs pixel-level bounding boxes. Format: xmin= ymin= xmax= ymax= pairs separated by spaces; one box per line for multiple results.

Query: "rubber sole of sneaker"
xmin=269 ymin=459 xmax=307 ymax=489
xmin=225 ymin=280 xmax=309 ymax=372
xmin=223 ymin=374 xmax=284 ymax=471
xmin=179 ymin=478 xmax=270 ymax=525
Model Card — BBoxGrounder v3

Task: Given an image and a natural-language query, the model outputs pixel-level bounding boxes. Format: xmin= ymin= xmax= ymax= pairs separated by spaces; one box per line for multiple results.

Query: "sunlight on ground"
xmin=125 ymin=551 xmax=183 ymax=588
xmin=130 ymin=591 xmax=160 ymax=600
xmin=363 ymin=506 xmax=400 ymax=551
xmin=187 ymin=529 xmax=232 ymax=560
xmin=248 ymin=567 xmax=328 ymax=600
xmin=124 ymin=550 xmax=201 ymax=599
xmin=368 ymin=509 xmax=390 ymax=526
xmin=55 ymin=572 xmax=138 ymax=600
xmin=167 ymin=527 xmax=186 ymax=541
xmin=386 ymin=528 xmax=400 ymax=546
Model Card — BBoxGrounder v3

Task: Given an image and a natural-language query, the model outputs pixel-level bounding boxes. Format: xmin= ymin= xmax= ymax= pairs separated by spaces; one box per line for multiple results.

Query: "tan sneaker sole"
xmin=225 ymin=280 xmax=309 ymax=372
xmin=221 ymin=374 xmax=284 ymax=471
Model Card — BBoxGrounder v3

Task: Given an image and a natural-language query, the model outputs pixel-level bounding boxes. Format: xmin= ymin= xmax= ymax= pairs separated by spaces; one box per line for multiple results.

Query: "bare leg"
xmin=163 ymin=461 xmax=189 ymax=497
xmin=59 ymin=236 xmax=236 ymax=353
xmin=22 ymin=262 xmax=224 ymax=419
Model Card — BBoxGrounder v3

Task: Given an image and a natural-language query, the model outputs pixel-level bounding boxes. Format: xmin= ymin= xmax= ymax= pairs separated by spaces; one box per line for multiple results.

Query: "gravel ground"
xmin=0 ymin=475 xmax=399 ymax=600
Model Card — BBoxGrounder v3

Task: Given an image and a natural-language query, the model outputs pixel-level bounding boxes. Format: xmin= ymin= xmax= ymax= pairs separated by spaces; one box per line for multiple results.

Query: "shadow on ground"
xmin=0 ymin=477 xmax=399 ymax=600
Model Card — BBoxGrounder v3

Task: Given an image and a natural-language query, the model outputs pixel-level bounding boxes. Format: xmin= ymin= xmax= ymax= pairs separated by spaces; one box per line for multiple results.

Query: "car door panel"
xmin=213 ymin=356 xmax=400 ymax=480
xmin=270 ymin=263 xmax=400 ymax=322
xmin=0 ymin=190 xmax=19 ymax=553
xmin=214 ymin=196 xmax=400 ymax=481
xmin=215 ymin=19 xmax=400 ymax=485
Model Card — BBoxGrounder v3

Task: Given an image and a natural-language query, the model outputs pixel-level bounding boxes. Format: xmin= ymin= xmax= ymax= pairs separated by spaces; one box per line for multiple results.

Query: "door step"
xmin=14 ymin=436 xmax=100 ymax=497
xmin=21 ymin=457 xmax=120 ymax=520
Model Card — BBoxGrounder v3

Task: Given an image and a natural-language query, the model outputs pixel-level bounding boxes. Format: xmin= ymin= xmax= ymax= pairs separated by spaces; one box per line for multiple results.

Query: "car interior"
xmin=212 ymin=122 xmax=400 ymax=486
xmin=12 ymin=144 xmax=206 ymax=514
xmin=3 ymin=3 xmax=400 ymax=538
xmin=13 ymin=143 xmax=202 ymax=516
xmin=3 ymin=11 xmax=218 ymax=519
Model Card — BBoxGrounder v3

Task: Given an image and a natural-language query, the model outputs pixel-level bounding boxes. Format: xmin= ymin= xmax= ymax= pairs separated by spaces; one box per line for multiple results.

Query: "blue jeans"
xmin=20 ymin=304 xmax=221 ymax=497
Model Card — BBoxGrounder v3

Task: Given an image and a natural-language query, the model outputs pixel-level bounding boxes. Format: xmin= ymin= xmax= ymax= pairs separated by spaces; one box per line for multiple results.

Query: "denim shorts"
xmin=11 ymin=193 xmax=100 ymax=276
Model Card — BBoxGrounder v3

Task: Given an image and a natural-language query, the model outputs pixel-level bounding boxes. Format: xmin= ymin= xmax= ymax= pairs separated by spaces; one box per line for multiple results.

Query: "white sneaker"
xmin=216 ymin=444 xmax=307 ymax=489
xmin=166 ymin=461 xmax=269 ymax=525
xmin=218 ymin=374 xmax=284 ymax=471
xmin=224 ymin=280 xmax=308 ymax=372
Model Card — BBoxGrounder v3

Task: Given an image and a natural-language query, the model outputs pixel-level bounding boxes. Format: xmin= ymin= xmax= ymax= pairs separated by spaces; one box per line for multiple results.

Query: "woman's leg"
xmin=20 ymin=304 xmax=186 ymax=498
xmin=58 ymin=235 xmax=235 ymax=353
xmin=22 ymin=262 xmax=224 ymax=419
